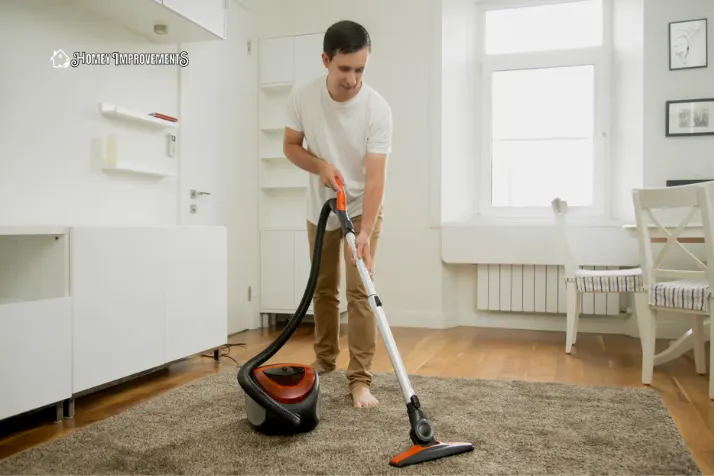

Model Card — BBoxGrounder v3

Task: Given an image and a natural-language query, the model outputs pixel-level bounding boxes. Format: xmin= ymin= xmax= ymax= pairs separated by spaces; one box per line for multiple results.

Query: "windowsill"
xmin=441 ymin=215 xmax=641 ymax=266
xmin=441 ymin=216 xmax=629 ymax=228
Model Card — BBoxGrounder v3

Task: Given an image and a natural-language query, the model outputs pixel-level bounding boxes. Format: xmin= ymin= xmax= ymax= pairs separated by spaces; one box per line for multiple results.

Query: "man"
xmin=283 ymin=20 xmax=392 ymax=408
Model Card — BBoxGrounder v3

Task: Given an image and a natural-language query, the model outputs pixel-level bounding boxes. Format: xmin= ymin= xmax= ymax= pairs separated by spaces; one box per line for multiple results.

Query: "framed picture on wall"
xmin=669 ymin=18 xmax=707 ymax=70
xmin=666 ymin=98 xmax=714 ymax=136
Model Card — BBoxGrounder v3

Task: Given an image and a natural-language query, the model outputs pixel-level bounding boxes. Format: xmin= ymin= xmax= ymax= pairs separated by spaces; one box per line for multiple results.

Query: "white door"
xmin=178 ymin=0 xmax=259 ymax=334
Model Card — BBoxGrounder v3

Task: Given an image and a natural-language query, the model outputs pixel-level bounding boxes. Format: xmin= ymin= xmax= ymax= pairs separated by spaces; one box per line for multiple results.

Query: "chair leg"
xmin=565 ymin=283 xmax=580 ymax=354
xmin=710 ymin=312 xmax=714 ymax=400
xmin=634 ymin=292 xmax=656 ymax=385
xmin=572 ymin=296 xmax=580 ymax=345
xmin=692 ymin=315 xmax=706 ymax=375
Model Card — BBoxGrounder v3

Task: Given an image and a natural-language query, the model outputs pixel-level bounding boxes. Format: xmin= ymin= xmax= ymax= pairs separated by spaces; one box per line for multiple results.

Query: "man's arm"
xmin=360 ymin=153 xmax=387 ymax=236
xmin=361 ymin=103 xmax=393 ymax=235
xmin=283 ymin=127 xmax=324 ymax=176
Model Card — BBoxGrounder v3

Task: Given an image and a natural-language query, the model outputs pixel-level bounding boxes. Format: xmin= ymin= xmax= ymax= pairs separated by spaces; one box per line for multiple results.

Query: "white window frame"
xmin=475 ymin=0 xmax=612 ymax=222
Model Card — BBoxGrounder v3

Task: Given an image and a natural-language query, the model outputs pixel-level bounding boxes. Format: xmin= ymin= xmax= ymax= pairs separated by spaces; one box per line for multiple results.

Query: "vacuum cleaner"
xmin=237 ymin=177 xmax=474 ymax=468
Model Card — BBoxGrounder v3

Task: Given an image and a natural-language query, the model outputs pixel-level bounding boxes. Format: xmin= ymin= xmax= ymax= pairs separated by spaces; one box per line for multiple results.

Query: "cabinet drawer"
xmin=0 ymin=298 xmax=72 ymax=420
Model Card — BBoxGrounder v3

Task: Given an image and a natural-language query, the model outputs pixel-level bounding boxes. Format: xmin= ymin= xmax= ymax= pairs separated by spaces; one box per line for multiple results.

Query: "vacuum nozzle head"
xmin=389 ymin=441 xmax=474 ymax=468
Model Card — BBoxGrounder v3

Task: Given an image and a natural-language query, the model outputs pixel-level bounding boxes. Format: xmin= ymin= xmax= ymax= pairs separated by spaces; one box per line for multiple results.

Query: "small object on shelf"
xmin=150 ymin=112 xmax=178 ymax=122
xmin=99 ymin=102 xmax=178 ymax=129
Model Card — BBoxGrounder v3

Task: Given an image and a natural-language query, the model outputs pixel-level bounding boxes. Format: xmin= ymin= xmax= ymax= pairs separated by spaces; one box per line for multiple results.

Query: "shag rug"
xmin=0 ymin=368 xmax=700 ymax=475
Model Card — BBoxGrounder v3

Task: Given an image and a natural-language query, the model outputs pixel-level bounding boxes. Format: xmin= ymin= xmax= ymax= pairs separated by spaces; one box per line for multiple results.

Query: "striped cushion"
xmin=650 ymin=280 xmax=710 ymax=312
xmin=572 ymin=268 xmax=644 ymax=293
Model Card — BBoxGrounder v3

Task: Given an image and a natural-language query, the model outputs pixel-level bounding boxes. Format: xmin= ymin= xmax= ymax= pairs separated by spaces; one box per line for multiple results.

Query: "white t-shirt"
xmin=285 ymin=75 xmax=393 ymax=231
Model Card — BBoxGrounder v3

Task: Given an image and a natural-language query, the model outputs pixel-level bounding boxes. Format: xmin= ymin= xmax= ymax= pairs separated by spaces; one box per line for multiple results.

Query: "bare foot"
xmin=352 ymin=385 xmax=379 ymax=408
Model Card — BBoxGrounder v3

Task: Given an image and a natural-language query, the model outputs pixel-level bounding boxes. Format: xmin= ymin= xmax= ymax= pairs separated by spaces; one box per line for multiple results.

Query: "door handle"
xmin=190 ymin=189 xmax=211 ymax=199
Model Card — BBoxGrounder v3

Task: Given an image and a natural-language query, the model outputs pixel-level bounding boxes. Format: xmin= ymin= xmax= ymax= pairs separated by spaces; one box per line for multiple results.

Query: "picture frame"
xmin=666 ymin=98 xmax=714 ymax=137
xmin=669 ymin=18 xmax=707 ymax=70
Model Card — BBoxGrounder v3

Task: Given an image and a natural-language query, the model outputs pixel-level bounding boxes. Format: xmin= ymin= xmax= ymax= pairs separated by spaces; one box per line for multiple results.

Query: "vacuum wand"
xmin=329 ymin=177 xmax=474 ymax=468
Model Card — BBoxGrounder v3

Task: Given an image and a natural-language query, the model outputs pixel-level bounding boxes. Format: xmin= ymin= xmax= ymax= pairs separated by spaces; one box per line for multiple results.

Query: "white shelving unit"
xmin=98 ymin=102 xmax=178 ymax=178
xmin=257 ymin=32 xmax=348 ymax=321
xmin=0 ymin=228 xmax=72 ymax=422
xmin=0 ymin=226 xmax=227 ymax=423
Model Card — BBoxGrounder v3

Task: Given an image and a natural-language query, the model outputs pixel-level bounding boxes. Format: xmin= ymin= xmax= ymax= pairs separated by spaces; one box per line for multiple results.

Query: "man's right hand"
xmin=318 ymin=162 xmax=345 ymax=191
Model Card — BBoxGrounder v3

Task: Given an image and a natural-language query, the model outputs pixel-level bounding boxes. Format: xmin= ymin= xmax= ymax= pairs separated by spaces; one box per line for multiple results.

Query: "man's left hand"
xmin=351 ymin=230 xmax=372 ymax=272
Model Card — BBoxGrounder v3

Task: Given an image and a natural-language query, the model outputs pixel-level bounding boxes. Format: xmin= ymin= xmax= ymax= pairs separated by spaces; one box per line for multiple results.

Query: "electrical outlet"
xmin=167 ymin=133 xmax=177 ymax=157
xmin=190 ymin=204 xmax=197 ymax=214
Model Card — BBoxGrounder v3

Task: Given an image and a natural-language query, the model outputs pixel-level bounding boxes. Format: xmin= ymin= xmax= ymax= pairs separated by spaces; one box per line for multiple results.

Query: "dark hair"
xmin=323 ymin=20 xmax=371 ymax=60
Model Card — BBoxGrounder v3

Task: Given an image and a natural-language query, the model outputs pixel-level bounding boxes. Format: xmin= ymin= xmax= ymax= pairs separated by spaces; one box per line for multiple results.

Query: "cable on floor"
xmin=200 ymin=342 xmax=245 ymax=367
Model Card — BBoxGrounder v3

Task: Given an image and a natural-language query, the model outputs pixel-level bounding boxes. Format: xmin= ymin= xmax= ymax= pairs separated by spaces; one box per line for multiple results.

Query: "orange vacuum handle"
xmin=335 ymin=176 xmax=346 ymax=212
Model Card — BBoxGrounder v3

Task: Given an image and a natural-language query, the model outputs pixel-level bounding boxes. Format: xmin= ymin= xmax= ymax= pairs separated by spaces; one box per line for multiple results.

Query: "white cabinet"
xmin=260 ymin=230 xmax=296 ymax=311
xmin=293 ymin=232 xmax=313 ymax=309
xmin=259 ymin=37 xmax=295 ymax=85
xmin=70 ymin=226 xmax=227 ymax=394
xmin=70 ymin=228 xmax=168 ymax=394
xmin=0 ymin=226 xmax=226 ymax=422
xmin=164 ymin=227 xmax=227 ymax=362
xmin=0 ymin=299 xmax=72 ymax=421
xmin=71 ymin=0 xmax=226 ymax=43
xmin=294 ymin=33 xmax=326 ymax=83
xmin=0 ymin=229 xmax=72 ymax=421
xmin=260 ymin=230 xmax=347 ymax=316
xmin=259 ymin=32 xmax=325 ymax=85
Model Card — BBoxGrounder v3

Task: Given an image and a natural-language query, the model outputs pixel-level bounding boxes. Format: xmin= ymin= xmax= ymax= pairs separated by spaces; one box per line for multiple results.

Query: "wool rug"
xmin=0 ymin=368 xmax=700 ymax=475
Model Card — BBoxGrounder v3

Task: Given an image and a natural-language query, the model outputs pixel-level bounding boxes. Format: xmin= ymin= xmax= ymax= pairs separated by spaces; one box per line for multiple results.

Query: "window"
xmin=478 ymin=0 xmax=609 ymax=219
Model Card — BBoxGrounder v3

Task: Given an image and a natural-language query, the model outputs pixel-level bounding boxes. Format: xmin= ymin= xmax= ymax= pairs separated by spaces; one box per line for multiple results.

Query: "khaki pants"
xmin=306 ymin=212 xmax=383 ymax=391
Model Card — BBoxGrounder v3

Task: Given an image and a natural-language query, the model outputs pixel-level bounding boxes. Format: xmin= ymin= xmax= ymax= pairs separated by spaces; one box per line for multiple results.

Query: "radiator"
xmin=476 ymin=264 xmax=624 ymax=316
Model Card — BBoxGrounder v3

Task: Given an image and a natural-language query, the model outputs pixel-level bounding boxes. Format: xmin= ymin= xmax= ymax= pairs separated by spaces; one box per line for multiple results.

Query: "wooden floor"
xmin=1 ymin=325 xmax=713 ymax=473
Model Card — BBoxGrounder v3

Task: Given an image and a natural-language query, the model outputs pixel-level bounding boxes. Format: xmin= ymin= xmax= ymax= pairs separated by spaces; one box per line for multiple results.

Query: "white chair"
xmin=631 ymin=183 xmax=712 ymax=398
xmin=551 ymin=198 xmax=645 ymax=353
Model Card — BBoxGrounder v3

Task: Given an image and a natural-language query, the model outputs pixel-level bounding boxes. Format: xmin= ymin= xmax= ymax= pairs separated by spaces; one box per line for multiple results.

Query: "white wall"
xmin=644 ymin=0 xmax=714 ymax=188
xmin=441 ymin=0 xmax=479 ymax=224
xmin=610 ymin=0 xmax=644 ymax=223
xmin=0 ymin=0 xmax=179 ymax=226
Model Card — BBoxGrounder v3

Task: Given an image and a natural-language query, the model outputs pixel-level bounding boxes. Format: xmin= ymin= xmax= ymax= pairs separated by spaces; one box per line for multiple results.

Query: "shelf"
xmin=261 ymin=184 xmax=306 ymax=191
xmin=102 ymin=163 xmax=177 ymax=178
xmin=0 ymin=227 xmax=68 ymax=236
xmin=260 ymin=82 xmax=293 ymax=93
xmin=100 ymin=102 xmax=178 ymax=129
xmin=260 ymin=126 xmax=284 ymax=133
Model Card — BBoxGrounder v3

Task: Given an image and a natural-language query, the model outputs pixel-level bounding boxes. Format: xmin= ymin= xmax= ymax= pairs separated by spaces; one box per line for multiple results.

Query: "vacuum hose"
xmin=237 ymin=196 xmax=337 ymax=428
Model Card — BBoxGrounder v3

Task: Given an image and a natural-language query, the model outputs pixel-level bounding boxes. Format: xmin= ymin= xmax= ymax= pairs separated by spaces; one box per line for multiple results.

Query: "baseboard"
xmin=454 ymin=310 xmax=632 ymax=335
xmin=244 ymin=308 xmax=697 ymax=341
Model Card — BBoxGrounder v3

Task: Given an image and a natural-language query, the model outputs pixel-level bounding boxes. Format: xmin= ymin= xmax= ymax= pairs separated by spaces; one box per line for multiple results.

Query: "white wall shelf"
xmin=260 ymin=82 xmax=293 ymax=92
xmin=100 ymin=102 xmax=178 ymax=129
xmin=102 ymin=162 xmax=177 ymax=178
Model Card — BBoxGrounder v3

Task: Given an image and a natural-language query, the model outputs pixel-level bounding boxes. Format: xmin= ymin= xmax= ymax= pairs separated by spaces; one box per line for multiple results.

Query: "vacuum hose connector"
xmin=237 ymin=196 xmax=335 ymax=428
